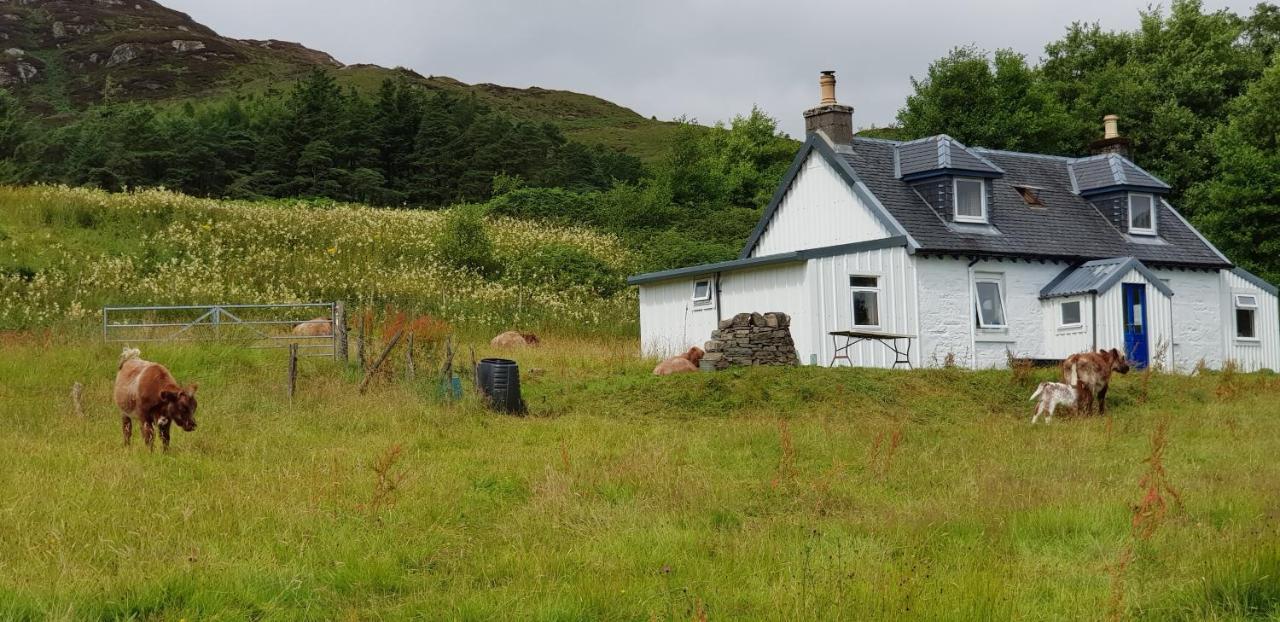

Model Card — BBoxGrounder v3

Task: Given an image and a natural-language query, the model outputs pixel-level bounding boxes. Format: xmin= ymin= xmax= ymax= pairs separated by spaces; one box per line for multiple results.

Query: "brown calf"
xmin=113 ymin=348 xmax=198 ymax=451
xmin=653 ymin=347 xmax=705 ymax=376
xmin=1062 ymin=348 xmax=1130 ymax=415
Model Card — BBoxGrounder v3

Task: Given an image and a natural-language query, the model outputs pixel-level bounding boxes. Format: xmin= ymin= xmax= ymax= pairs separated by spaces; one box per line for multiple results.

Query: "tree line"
xmin=0 ymin=70 xmax=643 ymax=206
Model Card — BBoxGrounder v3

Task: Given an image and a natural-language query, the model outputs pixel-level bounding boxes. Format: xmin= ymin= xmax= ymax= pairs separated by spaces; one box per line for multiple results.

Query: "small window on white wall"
xmin=692 ymin=279 xmax=712 ymax=307
xmin=954 ymin=178 xmax=987 ymax=222
xmin=1060 ymin=300 xmax=1082 ymax=327
xmin=974 ymin=275 xmax=1007 ymax=328
xmin=849 ymin=275 xmax=880 ymax=328
xmin=1129 ymin=193 xmax=1156 ymax=235
xmin=1235 ymin=294 xmax=1258 ymax=339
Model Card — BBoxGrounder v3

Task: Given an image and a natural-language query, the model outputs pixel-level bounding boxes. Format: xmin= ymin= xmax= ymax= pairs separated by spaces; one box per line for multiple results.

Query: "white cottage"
xmin=629 ymin=71 xmax=1280 ymax=371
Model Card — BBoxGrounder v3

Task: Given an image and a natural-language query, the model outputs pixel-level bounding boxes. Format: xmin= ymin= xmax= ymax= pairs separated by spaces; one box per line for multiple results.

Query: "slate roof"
xmin=896 ymin=135 xmax=1004 ymax=180
xmin=836 ymin=137 xmax=1231 ymax=268
xmin=1069 ymin=154 xmax=1170 ymax=195
xmin=1039 ymin=257 xmax=1175 ymax=299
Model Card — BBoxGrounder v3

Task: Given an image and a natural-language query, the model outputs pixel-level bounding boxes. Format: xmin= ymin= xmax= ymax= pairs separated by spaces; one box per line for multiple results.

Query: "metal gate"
xmin=102 ymin=302 xmax=343 ymax=358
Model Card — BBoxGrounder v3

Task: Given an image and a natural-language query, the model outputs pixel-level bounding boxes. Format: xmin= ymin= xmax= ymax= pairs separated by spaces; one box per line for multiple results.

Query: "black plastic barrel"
xmin=476 ymin=358 xmax=526 ymax=414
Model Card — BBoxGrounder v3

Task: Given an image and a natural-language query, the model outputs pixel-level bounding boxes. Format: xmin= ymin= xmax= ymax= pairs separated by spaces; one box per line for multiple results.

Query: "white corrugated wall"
xmin=718 ymin=263 xmax=812 ymax=360
xmin=1041 ymin=294 xmax=1094 ymax=358
xmin=1095 ymin=269 xmax=1174 ymax=368
xmin=638 ymin=277 xmax=722 ymax=357
xmin=751 ymin=152 xmax=891 ymax=257
xmin=1222 ymin=270 xmax=1280 ymax=371
xmin=808 ymin=246 xmax=918 ymax=368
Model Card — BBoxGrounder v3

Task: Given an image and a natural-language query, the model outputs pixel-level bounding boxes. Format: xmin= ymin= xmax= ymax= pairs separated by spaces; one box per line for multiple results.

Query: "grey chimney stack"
xmin=1090 ymin=114 xmax=1131 ymax=158
xmin=804 ymin=70 xmax=853 ymax=145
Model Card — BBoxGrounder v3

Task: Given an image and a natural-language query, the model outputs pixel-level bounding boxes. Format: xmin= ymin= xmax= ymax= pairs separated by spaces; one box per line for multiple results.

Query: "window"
xmin=692 ymin=279 xmax=712 ymax=307
xmin=1128 ymin=193 xmax=1156 ymax=235
xmin=974 ymin=276 xmax=1007 ymax=328
xmin=1014 ymin=185 xmax=1044 ymax=207
xmin=954 ymin=178 xmax=987 ymax=222
xmin=1060 ymin=300 xmax=1082 ymax=328
xmin=849 ymin=275 xmax=880 ymax=328
xmin=1235 ymin=294 xmax=1258 ymax=339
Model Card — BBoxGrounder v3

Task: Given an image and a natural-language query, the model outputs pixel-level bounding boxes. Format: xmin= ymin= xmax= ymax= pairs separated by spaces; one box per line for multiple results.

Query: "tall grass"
xmin=1 ymin=333 xmax=1278 ymax=619
xmin=0 ymin=185 xmax=639 ymax=332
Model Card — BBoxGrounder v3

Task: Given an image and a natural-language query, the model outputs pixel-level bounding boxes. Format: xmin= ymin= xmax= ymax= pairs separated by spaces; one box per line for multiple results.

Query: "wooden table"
xmin=828 ymin=331 xmax=916 ymax=369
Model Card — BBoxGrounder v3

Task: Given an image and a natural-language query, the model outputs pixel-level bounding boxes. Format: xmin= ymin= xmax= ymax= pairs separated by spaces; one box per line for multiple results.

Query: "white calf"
xmin=1030 ymin=365 xmax=1080 ymax=424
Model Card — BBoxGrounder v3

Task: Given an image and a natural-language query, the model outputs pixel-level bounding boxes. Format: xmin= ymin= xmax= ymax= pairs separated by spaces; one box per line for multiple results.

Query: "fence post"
xmin=287 ymin=343 xmax=299 ymax=402
xmin=357 ymin=312 xmax=367 ymax=371
xmin=405 ymin=332 xmax=415 ymax=381
xmin=334 ymin=301 xmax=348 ymax=365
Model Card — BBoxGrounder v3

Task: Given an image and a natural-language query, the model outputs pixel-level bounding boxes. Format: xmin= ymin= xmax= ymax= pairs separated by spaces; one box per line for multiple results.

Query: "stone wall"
xmin=701 ymin=312 xmax=800 ymax=370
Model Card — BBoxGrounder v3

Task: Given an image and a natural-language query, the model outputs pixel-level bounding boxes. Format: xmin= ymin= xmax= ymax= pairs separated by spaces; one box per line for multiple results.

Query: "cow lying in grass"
xmin=1030 ymin=364 xmax=1082 ymax=424
xmin=293 ymin=317 xmax=333 ymax=337
xmin=653 ymin=347 xmax=704 ymax=375
xmin=1062 ymin=348 xmax=1130 ymax=415
xmin=491 ymin=331 xmax=540 ymax=348
xmin=114 ymin=348 xmax=198 ymax=451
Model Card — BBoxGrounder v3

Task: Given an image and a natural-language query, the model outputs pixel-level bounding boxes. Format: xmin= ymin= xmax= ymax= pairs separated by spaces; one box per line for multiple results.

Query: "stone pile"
xmin=701 ymin=312 xmax=800 ymax=370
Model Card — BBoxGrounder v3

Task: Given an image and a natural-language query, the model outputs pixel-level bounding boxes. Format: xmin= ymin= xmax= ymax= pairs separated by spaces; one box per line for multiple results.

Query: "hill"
xmin=0 ymin=185 xmax=639 ymax=331
xmin=0 ymin=0 xmax=681 ymax=161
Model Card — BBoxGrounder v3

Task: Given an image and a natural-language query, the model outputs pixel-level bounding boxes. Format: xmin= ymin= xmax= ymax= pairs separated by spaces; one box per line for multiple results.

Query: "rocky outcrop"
xmin=701 ymin=312 xmax=800 ymax=371
xmin=105 ymin=43 xmax=141 ymax=67
xmin=170 ymin=39 xmax=205 ymax=52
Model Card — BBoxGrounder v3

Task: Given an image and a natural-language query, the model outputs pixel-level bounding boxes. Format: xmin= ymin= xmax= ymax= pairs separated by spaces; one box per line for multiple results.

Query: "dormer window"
xmin=954 ymin=178 xmax=987 ymax=223
xmin=1128 ymin=193 xmax=1156 ymax=235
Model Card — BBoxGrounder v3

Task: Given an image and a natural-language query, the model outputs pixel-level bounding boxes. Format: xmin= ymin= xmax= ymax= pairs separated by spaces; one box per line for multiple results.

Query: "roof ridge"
xmin=897 ymin=135 xmax=942 ymax=147
xmin=1107 ymin=154 xmax=1128 ymax=185
xmin=971 ymin=147 xmax=1077 ymax=162
xmin=851 ymin=136 xmax=902 ymax=145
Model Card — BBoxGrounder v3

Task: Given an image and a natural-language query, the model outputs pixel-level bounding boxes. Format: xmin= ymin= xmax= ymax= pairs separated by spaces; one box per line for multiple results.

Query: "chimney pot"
xmin=1090 ymin=113 xmax=1131 ymax=157
xmin=804 ymin=71 xmax=854 ymax=146
xmin=819 ymin=70 xmax=837 ymax=105
xmin=1103 ymin=114 xmax=1120 ymax=139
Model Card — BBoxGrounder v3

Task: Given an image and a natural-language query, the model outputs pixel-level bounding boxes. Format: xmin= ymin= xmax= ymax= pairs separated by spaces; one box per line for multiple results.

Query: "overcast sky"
xmin=164 ymin=0 xmax=1239 ymax=137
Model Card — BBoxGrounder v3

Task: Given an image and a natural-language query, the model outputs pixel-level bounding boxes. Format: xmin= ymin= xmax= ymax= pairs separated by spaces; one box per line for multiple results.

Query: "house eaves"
xmin=630 ymin=236 xmax=910 ymax=285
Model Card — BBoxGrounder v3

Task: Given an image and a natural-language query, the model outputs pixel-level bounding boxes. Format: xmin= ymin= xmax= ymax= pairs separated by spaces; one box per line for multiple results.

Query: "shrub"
xmin=511 ymin=243 xmax=624 ymax=297
xmin=436 ymin=204 xmax=501 ymax=278
xmin=486 ymin=186 xmax=595 ymax=225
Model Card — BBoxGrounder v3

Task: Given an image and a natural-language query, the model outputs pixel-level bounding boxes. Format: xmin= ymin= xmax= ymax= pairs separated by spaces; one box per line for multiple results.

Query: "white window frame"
xmin=1128 ymin=193 xmax=1157 ymax=236
xmin=691 ymin=278 xmax=713 ymax=308
xmin=953 ymin=178 xmax=988 ymax=223
xmin=973 ymin=274 xmax=1007 ymax=329
xmin=1234 ymin=293 xmax=1259 ymax=341
xmin=849 ymin=274 xmax=881 ymax=330
xmin=1059 ymin=299 xmax=1083 ymax=330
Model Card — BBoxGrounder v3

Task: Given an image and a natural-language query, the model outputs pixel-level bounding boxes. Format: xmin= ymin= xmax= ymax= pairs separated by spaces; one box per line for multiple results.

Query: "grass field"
xmin=1 ymin=331 xmax=1279 ymax=620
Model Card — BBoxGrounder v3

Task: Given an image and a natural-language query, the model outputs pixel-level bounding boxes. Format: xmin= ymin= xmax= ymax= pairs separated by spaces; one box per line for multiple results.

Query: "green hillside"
xmin=0 ymin=0 xmax=682 ymax=162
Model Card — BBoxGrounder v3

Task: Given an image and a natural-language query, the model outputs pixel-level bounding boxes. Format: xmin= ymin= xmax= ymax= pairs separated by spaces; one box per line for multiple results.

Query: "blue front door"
xmin=1122 ymin=283 xmax=1149 ymax=369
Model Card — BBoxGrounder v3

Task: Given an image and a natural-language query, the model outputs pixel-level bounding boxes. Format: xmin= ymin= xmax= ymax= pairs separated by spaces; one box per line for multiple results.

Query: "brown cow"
xmin=292 ymin=317 xmax=333 ymax=337
xmin=114 ymin=348 xmax=198 ymax=451
xmin=1062 ymin=348 xmax=1130 ymax=415
xmin=653 ymin=347 xmax=705 ymax=376
xmin=491 ymin=331 xmax=540 ymax=348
